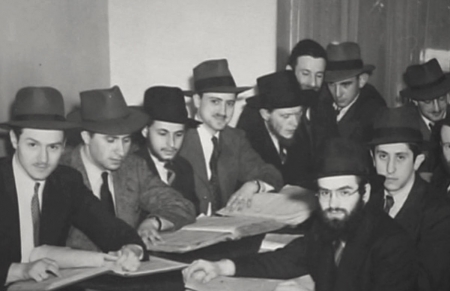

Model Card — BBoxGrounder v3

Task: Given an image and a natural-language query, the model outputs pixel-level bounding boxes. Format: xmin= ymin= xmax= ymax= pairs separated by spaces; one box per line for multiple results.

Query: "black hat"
xmin=246 ymin=71 xmax=317 ymax=109
xmin=400 ymin=58 xmax=450 ymax=101
xmin=143 ymin=86 xmax=200 ymax=127
xmin=0 ymin=87 xmax=77 ymax=130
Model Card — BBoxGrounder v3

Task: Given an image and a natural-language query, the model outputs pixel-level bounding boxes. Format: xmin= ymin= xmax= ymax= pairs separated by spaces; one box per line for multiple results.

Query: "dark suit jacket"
xmin=370 ymin=175 xmax=450 ymax=291
xmin=233 ymin=207 xmax=417 ymax=291
xmin=0 ymin=157 xmax=145 ymax=286
xmin=179 ymin=126 xmax=283 ymax=214
xmin=60 ymin=145 xmax=196 ymax=251
xmin=134 ymin=147 xmax=200 ymax=214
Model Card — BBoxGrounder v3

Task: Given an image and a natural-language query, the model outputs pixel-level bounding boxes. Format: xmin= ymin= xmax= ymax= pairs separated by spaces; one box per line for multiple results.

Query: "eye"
xmin=423 ymin=100 xmax=432 ymax=105
xmin=318 ymin=190 xmax=331 ymax=197
xmin=28 ymin=142 xmax=37 ymax=148
xmin=123 ymin=137 xmax=131 ymax=144
xmin=175 ymin=132 xmax=185 ymax=138
xmin=397 ymin=155 xmax=406 ymax=161
xmin=301 ymin=71 xmax=310 ymax=76
xmin=316 ymin=73 xmax=324 ymax=79
xmin=158 ymin=131 xmax=168 ymax=136
xmin=49 ymin=144 xmax=61 ymax=151
xmin=377 ymin=153 xmax=387 ymax=160
xmin=339 ymin=190 xmax=351 ymax=196
xmin=226 ymin=101 xmax=235 ymax=107
xmin=211 ymin=99 xmax=220 ymax=105
xmin=106 ymin=137 xmax=115 ymax=143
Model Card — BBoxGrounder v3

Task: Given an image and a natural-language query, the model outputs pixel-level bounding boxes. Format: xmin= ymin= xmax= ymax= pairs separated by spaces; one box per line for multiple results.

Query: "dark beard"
xmin=317 ymin=199 xmax=366 ymax=242
xmin=267 ymin=121 xmax=297 ymax=147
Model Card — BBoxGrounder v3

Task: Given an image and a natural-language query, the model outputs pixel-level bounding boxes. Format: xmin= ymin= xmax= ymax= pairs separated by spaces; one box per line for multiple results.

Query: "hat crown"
xmin=13 ymin=87 xmax=65 ymax=118
xmin=326 ymin=42 xmax=362 ymax=62
xmin=404 ymin=58 xmax=445 ymax=88
xmin=143 ymin=86 xmax=189 ymax=124
xmin=79 ymin=86 xmax=129 ymax=121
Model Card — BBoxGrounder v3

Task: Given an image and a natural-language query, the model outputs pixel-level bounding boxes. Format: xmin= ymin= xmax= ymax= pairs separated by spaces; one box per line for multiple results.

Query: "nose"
xmin=387 ymin=156 xmax=396 ymax=174
xmin=433 ymin=99 xmax=440 ymax=111
xmin=328 ymin=192 xmax=340 ymax=209
xmin=310 ymin=76 xmax=317 ymax=89
xmin=115 ymin=141 xmax=126 ymax=157
xmin=38 ymin=148 xmax=48 ymax=164
xmin=167 ymin=134 xmax=175 ymax=148
xmin=218 ymin=103 xmax=227 ymax=116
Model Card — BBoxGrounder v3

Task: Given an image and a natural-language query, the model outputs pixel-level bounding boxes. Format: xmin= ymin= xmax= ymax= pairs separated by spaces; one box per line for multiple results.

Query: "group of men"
xmin=3 ymin=37 xmax=450 ymax=291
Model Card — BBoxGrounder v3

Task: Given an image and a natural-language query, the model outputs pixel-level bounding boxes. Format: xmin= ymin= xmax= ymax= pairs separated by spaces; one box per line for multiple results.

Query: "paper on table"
xmin=112 ymin=256 xmax=187 ymax=277
xmin=29 ymin=245 xmax=106 ymax=268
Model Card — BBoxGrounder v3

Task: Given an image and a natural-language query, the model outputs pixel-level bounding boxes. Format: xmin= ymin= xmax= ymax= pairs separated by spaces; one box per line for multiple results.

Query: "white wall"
xmin=108 ymin=0 xmax=277 ymax=105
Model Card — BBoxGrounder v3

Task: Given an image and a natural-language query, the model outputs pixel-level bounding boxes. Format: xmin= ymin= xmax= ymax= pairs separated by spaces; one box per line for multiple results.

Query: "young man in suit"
xmin=184 ymin=138 xmax=418 ymax=291
xmin=369 ymin=105 xmax=450 ymax=291
xmin=0 ymin=87 xmax=145 ymax=286
xmin=242 ymin=70 xmax=317 ymax=188
xmin=61 ymin=86 xmax=196 ymax=249
xmin=179 ymin=59 xmax=283 ymax=215
xmin=136 ymin=86 xmax=200 ymax=214
xmin=325 ymin=42 xmax=385 ymax=143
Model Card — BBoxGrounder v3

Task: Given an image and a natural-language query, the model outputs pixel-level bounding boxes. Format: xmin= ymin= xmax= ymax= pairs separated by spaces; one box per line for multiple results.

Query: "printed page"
xmin=111 ymin=256 xmax=187 ymax=277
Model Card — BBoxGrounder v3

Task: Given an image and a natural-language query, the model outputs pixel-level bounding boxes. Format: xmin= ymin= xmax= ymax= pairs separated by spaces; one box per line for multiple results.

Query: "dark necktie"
xmin=384 ymin=195 xmax=394 ymax=213
xmin=334 ymin=105 xmax=341 ymax=118
xmin=165 ymin=162 xmax=176 ymax=185
xmin=429 ymin=122 xmax=434 ymax=132
xmin=333 ymin=240 xmax=345 ymax=266
xmin=209 ymin=136 xmax=222 ymax=211
xmin=31 ymin=182 xmax=40 ymax=246
xmin=100 ymin=172 xmax=115 ymax=216
xmin=279 ymin=142 xmax=287 ymax=164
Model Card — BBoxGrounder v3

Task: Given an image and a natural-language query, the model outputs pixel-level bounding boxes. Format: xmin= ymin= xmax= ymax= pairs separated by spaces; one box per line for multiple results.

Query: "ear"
xmin=413 ymin=153 xmax=425 ymax=170
xmin=259 ymin=108 xmax=271 ymax=121
xmin=193 ymin=93 xmax=201 ymax=109
xmin=9 ymin=130 xmax=18 ymax=150
xmin=362 ymin=183 xmax=371 ymax=204
xmin=286 ymin=64 xmax=293 ymax=71
xmin=358 ymin=73 xmax=369 ymax=88
xmin=141 ymin=126 xmax=148 ymax=138
xmin=412 ymin=100 xmax=418 ymax=106
xmin=80 ymin=131 xmax=91 ymax=146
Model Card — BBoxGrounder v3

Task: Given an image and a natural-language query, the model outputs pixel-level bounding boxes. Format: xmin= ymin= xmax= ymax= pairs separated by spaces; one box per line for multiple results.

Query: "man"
xmin=136 ymin=86 xmax=200 ymax=214
xmin=431 ymin=114 xmax=450 ymax=197
xmin=184 ymin=138 xmax=417 ymax=291
xmin=0 ymin=87 xmax=144 ymax=286
xmin=368 ymin=105 xmax=450 ymax=291
xmin=242 ymin=70 xmax=317 ymax=187
xmin=324 ymin=41 xmax=385 ymax=143
xmin=61 ymin=86 xmax=196 ymax=250
xmin=179 ymin=59 xmax=283 ymax=214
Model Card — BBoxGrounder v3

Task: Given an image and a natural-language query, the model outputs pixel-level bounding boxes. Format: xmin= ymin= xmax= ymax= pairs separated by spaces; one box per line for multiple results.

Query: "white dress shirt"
xmin=335 ymin=94 xmax=360 ymax=122
xmin=149 ymin=150 xmax=170 ymax=184
xmin=196 ymin=122 xmax=220 ymax=180
xmin=13 ymin=154 xmax=46 ymax=262
xmin=384 ymin=174 xmax=415 ymax=218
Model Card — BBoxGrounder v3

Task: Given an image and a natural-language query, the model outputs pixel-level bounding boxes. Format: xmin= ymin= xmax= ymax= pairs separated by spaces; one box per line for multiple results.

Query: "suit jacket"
xmin=134 ymin=147 xmax=200 ymax=214
xmin=370 ymin=175 xmax=450 ymax=291
xmin=60 ymin=145 xmax=196 ymax=251
xmin=0 ymin=157 xmax=145 ymax=287
xmin=179 ymin=126 xmax=283 ymax=214
xmin=233 ymin=207 xmax=417 ymax=291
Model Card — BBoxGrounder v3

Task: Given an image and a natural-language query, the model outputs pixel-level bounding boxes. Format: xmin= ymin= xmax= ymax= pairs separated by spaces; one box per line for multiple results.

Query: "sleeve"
xmin=232 ymin=237 xmax=308 ymax=279
xmin=0 ymin=209 xmax=13 ymax=287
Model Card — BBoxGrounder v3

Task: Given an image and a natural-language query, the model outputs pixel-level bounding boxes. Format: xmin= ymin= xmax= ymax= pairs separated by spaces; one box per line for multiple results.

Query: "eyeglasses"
xmin=316 ymin=188 xmax=360 ymax=199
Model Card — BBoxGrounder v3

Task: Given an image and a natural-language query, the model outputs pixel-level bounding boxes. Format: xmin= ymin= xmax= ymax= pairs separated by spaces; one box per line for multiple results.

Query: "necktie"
xmin=429 ymin=122 xmax=434 ymax=132
xmin=31 ymin=182 xmax=40 ymax=246
xmin=384 ymin=195 xmax=394 ymax=213
xmin=100 ymin=172 xmax=115 ymax=216
xmin=334 ymin=105 xmax=341 ymax=118
xmin=333 ymin=240 xmax=345 ymax=266
xmin=165 ymin=162 xmax=176 ymax=185
xmin=209 ymin=136 xmax=222 ymax=211
xmin=279 ymin=142 xmax=287 ymax=164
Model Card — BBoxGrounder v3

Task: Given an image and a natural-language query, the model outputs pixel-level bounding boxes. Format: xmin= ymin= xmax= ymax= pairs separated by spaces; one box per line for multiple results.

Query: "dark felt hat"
xmin=246 ymin=71 xmax=317 ymax=109
xmin=400 ymin=58 xmax=450 ymax=101
xmin=324 ymin=42 xmax=375 ymax=83
xmin=67 ymin=85 xmax=148 ymax=135
xmin=315 ymin=138 xmax=371 ymax=179
xmin=0 ymin=87 xmax=77 ymax=130
xmin=368 ymin=105 xmax=423 ymax=146
xmin=143 ymin=86 xmax=200 ymax=127
xmin=193 ymin=59 xmax=250 ymax=94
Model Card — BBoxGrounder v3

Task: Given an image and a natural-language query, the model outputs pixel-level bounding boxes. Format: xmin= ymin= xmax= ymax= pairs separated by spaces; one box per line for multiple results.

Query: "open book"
xmin=147 ymin=191 xmax=315 ymax=253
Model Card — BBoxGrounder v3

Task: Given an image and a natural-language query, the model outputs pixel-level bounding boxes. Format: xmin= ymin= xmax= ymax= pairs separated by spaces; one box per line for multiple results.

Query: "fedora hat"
xmin=67 ymin=86 xmax=148 ymax=135
xmin=368 ymin=104 xmax=423 ymax=146
xmin=400 ymin=58 xmax=450 ymax=101
xmin=315 ymin=138 xmax=371 ymax=179
xmin=246 ymin=71 xmax=317 ymax=109
xmin=193 ymin=59 xmax=250 ymax=94
xmin=0 ymin=87 xmax=77 ymax=130
xmin=143 ymin=86 xmax=200 ymax=127
xmin=324 ymin=42 xmax=375 ymax=83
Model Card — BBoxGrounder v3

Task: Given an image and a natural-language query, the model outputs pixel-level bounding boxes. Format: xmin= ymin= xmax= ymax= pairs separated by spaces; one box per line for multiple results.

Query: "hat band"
xmin=14 ymin=114 xmax=66 ymax=122
xmin=372 ymin=127 xmax=422 ymax=142
xmin=195 ymin=76 xmax=236 ymax=92
xmin=327 ymin=59 xmax=363 ymax=71
xmin=410 ymin=74 xmax=446 ymax=90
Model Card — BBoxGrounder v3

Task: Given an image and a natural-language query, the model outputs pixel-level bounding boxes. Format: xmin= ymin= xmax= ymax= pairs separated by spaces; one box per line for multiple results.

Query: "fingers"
xmin=138 ymin=227 xmax=163 ymax=249
xmin=115 ymin=247 xmax=140 ymax=272
xmin=27 ymin=259 xmax=60 ymax=282
xmin=183 ymin=259 xmax=218 ymax=283
xmin=103 ymin=253 xmax=119 ymax=262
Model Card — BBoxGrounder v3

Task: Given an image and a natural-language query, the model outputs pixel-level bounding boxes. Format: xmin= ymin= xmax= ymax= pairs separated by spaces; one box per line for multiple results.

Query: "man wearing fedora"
xmin=0 ymin=87 xmax=146 ymax=286
xmin=183 ymin=138 xmax=417 ymax=291
xmin=368 ymin=105 xmax=450 ymax=291
xmin=430 ymin=114 xmax=450 ymax=198
xmin=242 ymin=70 xmax=317 ymax=188
xmin=135 ymin=86 xmax=200 ymax=214
xmin=61 ymin=86 xmax=196 ymax=250
xmin=179 ymin=59 xmax=283 ymax=215
xmin=324 ymin=41 xmax=385 ymax=143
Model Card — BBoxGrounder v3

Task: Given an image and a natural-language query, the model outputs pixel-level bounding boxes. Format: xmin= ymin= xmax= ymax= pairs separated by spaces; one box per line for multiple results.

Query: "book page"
xmin=182 ymin=216 xmax=273 ymax=234
xmin=111 ymin=256 xmax=187 ymax=277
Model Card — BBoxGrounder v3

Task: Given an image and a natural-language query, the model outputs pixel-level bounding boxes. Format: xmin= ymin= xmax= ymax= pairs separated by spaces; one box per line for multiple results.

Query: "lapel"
xmin=135 ymin=147 xmax=160 ymax=179
xmin=65 ymin=145 xmax=93 ymax=191
xmin=417 ymin=114 xmax=431 ymax=141
xmin=337 ymin=97 xmax=362 ymax=138
xmin=261 ymin=127 xmax=283 ymax=168
xmin=183 ymin=128 xmax=209 ymax=187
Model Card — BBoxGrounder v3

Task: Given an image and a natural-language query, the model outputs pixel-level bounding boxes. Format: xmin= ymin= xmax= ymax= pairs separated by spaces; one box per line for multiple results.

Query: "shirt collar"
xmin=80 ymin=145 xmax=109 ymax=182
xmin=384 ymin=173 xmax=415 ymax=206
xmin=264 ymin=122 xmax=281 ymax=153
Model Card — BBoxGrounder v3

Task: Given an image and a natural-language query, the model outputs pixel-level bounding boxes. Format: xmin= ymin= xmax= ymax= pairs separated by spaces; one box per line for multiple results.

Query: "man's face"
xmin=327 ymin=76 xmax=361 ymax=108
xmin=373 ymin=143 xmax=423 ymax=194
xmin=10 ymin=128 xmax=65 ymax=181
xmin=143 ymin=120 xmax=185 ymax=162
xmin=262 ymin=106 xmax=303 ymax=141
xmin=318 ymin=175 xmax=367 ymax=228
xmin=440 ymin=125 xmax=450 ymax=170
xmin=193 ymin=92 xmax=236 ymax=133
xmin=294 ymin=56 xmax=326 ymax=91
xmin=82 ymin=132 xmax=131 ymax=171
xmin=416 ymin=95 xmax=448 ymax=122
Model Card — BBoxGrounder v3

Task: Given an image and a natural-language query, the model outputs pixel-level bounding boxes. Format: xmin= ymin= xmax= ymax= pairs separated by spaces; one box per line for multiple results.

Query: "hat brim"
xmin=400 ymin=76 xmax=450 ymax=101
xmin=324 ymin=65 xmax=375 ymax=83
xmin=197 ymin=86 xmax=252 ymax=94
xmin=67 ymin=108 xmax=149 ymax=135
xmin=245 ymin=95 xmax=308 ymax=109
xmin=0 ymin=120 xmax=79 ymax=130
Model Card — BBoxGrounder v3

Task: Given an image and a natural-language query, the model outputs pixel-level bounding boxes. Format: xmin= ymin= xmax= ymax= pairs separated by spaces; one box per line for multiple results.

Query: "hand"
xmin=137 ymin=218 xmax=163 ymax=248
xmin=108 ymin=244 xmax=142 ymax=272
xmin=274 ymin=280 xmax=311 ymax=291
xmin=23 ymin=258 xmax=60 ymax=282
xmin=226 ymin=181 xmax=259 ymax=212
xmin=182 ymin=259 xmax=235 ymax=283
